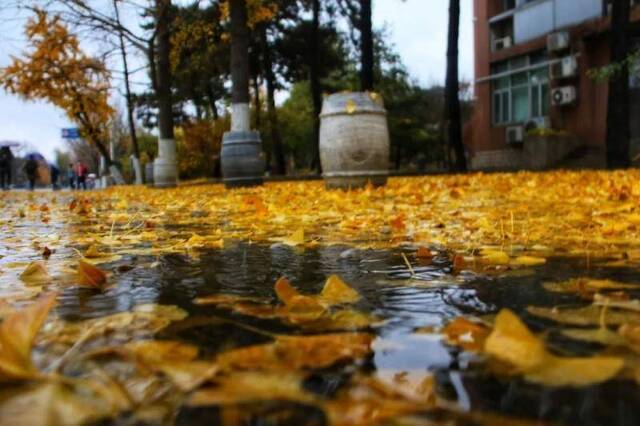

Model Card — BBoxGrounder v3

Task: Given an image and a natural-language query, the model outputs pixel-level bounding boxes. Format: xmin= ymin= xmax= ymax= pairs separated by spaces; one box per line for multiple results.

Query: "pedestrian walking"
xmin=24 ymin=155 xmax=39 ymax=191
xmin=67 ymin=164 xmax=76 ymax=189
xmin=0 ymin=146 xmax=13 ymax=190
xmin=50 ymin=164 xmax=60 ymax=190
xmin=75 ymin=161 xmax=88 ymax=190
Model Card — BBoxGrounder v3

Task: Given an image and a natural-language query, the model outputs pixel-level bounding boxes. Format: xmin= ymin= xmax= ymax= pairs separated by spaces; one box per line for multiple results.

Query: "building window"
xmin=491 ymin=52 xmax=550 ymax=126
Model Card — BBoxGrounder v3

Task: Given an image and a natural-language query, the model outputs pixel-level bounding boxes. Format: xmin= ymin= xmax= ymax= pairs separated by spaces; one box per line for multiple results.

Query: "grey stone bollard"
xmin=319 ymin=92 xmax=390 ymax=189
xmin=221 ymin=131 xmax=265 ymax=188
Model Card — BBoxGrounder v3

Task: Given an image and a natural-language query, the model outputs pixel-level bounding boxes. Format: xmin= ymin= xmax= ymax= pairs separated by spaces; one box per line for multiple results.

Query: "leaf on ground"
xmin=525 ymin=356 xmax=624 ymax=387
xmin=511 ymin=256 xmax=546 ymax=266
xmin=0 ymin=293 xmax=57 ymax=381
xmin=441 ymin=317 xmax=491 ymax=352
xmin=416 ymin=247 xmax=433 ymax=260
xmin=0 ymin=383 xmax=113 ymax=426
xmin=527 ymin=304 xmax=640 ymax=326
xmin=193 ymin=294 xmax=268 ymax=306
xmin=544 ymin=278 xmax=638 ymax=295
xmin=324 ymin=375 xmax=426 ymax=425
xmin=155 ymin=361 xmax=219 ymax=392
xmin=561 ymin=327 xmax=627 ymax=346
xmin=484 ymin=309 xmax=547 ymax=372
xmin=479 ymin=250 xmax=510 ymax=265
xmin=319 ymin=275 xmax=360 ymax=306
xmin=484 ymin=309 xmax=623 ymax=387
xmin=38 ymin=304 xmax=188 ymax=346
xmin=279 ymin=228 xmax=305 ymax=246
xmin=188 ymin=372 xmax=312 ymax=406
xmin=19 ymin=262 xmax=51 ymax=284
xmin=76 ymin=260 xmax=107 ymax=287
xmin=84 ymin=245 xmax=103 ymax=259
xmin=218 ymin=333 xmax=373 ymax=371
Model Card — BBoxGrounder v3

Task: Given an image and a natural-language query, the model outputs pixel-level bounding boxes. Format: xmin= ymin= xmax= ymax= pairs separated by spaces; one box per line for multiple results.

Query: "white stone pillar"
xmin=131 ymin=155 xmax=143 ymax=185
xmin=232 ymin=103 xmax=251 ymax=132
xmin=153 ymin=138 xmax=178 ymax=187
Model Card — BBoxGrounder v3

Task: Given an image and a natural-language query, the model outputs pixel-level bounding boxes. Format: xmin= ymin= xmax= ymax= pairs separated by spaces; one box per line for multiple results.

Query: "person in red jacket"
xmin=75 ymin=162 xmax=88 ymax=190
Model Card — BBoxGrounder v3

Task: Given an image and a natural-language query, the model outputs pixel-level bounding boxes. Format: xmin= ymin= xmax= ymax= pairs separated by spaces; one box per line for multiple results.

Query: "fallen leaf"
xmin=0 ymin=383 xmax=113 ymax=426
xmin=484 ymin=309 xmax=623 ymax=386
xmin=188 ymin=372 xmax=312 ymax=406
xmin=19 ymin=262 xmax=51 ymax=284
xmin=0 ymin=293 xmax=57 ymax=381
xmin=511 ymin=256 xmax=546 ymax=266
xmin=484 ymin=309 xmax=547 ymax=372
xmin=441 ymin=317 xmax=491 ymax=352
xmin=527 ymin=304 xmax=640 ymax=326
xmin=218 ymin=333 xmax=373 ymax=371
xmin=77 ymin=260 xmax=107 ymax=287
xmin=319 ymin=275 xmax=360 ymax=306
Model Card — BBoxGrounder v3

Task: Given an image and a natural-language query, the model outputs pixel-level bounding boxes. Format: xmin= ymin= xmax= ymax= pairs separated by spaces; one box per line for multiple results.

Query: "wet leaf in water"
xmin=76 ymin=260 xmax=107 ymax=288
xmin=0 ymin=293 xmax=56 ymax=381
xmin=0 ymin=383 xmax=113 ymax=426
xmin=218 ymin=333 xmax=373 ymax=371
xmin=484 ymin=309 xmax=547 ymax=372
xmin=19 ymin=262 xmax=51 ymax=285
xmin=319 ymin=275 xmax=361 ymax=306
xmin=441 ymin=317 xmax=491 ymax=352
xmin=39 ymin=304 xmax=188 ymax=346
xmin=188 ymin=372 xmax=313 ymax=406
xmin=527 ymin=304 xmax=640 ymax=326
xmin=561 ymin=327 xmax=627 ymax=346
xmin=484 ymin=309 xmax=624 ymax=386
xmin=511 ymin=256 xmax=546 ymax=266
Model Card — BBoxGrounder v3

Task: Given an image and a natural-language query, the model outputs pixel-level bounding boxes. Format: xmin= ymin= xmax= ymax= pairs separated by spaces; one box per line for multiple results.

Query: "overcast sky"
xmin=0 ymin=0 xmax=474 ymax=161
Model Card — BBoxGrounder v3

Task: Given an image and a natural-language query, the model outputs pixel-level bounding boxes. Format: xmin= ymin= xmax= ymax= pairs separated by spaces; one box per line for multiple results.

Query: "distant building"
xmin=467 ymin=0 xmax=640 ymax=170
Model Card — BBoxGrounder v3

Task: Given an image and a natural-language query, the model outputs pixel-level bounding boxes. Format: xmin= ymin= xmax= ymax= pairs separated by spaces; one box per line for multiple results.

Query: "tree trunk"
xmin=309 ymin=0 xmax=323 ymax=173
xmin=261 ymin=26 xmax=286 ymax=175
xmin=156 ymin=0 xmax=174 ymax=141
xmin=113 ymin=0 xmax=142 ymax=184
xmin=230 ymin=0 xmax=251 ymax=132
xmin=606 ymin=0 xmax=631 ymax=169
xmin=444 ymin=0 xmax=467 ymax=172
xmin=154 ymin=0 xmax=177 ymax=186
xmin=253 ymin=77 xmax=261 ymax=129
xmin=359 ymin=0 xmax=374 ymax=92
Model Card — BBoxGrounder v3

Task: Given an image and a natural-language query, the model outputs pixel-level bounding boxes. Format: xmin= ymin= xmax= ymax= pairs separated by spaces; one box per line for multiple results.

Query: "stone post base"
xmin=154 ymin=138 xmax=178 ymax=188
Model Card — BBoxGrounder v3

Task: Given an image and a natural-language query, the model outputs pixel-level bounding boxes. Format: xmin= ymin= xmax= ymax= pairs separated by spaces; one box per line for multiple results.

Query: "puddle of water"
xmin=8 ymin=239 xmax=640 ymax=424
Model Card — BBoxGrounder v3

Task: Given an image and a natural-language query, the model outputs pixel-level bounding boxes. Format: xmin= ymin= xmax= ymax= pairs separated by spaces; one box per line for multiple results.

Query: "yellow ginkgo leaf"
xmin=281 ymin=228 xmax=305 ymax=246
xmin=484 ymin=309 xmax=547 ymax=372
xmin=0 ymin=293 xmax=57 ymax=381
xmin=19 ymin=262 xmax=51 ymax=284
xmin=511 ymin=256 xmax=546 ymax=266
xmin=319 ymin=275 xmax=360 ymax=306
xmin=84 ymin=245 xmax=102 ymax=259
xmin=479 ymin=251 xmax=510 ymax=265
xmin=76 ymin=260 xmax=107 ymax=288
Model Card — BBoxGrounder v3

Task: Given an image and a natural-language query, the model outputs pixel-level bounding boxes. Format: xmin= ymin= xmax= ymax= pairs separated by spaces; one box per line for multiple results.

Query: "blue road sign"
xmin=62 ymin=128 xmax=80 ymax=139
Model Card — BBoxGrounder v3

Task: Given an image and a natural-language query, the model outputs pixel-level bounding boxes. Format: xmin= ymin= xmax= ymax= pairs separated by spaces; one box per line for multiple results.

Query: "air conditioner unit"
xmin=492 ymin=36 xmax=512 ymax=52
xmin=547 ymin=32 xmax=570 ymax=52
xmin=551 ymin=86 xmax=577 ymax=106
xmin=506 ymin=126 xmax=525 ymax=144
xmin=550 ymin=56 xmax=578 ymax=79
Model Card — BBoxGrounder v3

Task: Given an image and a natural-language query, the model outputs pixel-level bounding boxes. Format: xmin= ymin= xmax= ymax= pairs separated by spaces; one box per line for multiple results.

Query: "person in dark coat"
xmin=0 ymin=147 xmax=13 ymax=190
xmin=24 ymin=155 xmax=39 ymax=191
xmin=67 ymin=164 xmax=76 ymax=189
xmin=50 ymin=164 xmax=60 ymax=190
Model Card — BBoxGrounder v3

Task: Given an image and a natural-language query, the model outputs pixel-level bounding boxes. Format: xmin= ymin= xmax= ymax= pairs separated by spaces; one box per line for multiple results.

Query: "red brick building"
xmin=467 ymin=0 xmax=640 ymax=170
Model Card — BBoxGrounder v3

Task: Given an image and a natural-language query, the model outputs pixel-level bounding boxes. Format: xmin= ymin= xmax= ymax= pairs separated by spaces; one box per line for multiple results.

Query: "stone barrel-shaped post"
xmin=220 ymin=130 xmax=265 ymax=188
xmin=319 ymin=92 xmax=390 ymax=189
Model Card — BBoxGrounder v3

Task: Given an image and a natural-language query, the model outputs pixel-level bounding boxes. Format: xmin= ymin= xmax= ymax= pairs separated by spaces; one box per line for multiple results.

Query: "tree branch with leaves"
xmin=0 ymin=10 xmax=116 ymax=166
